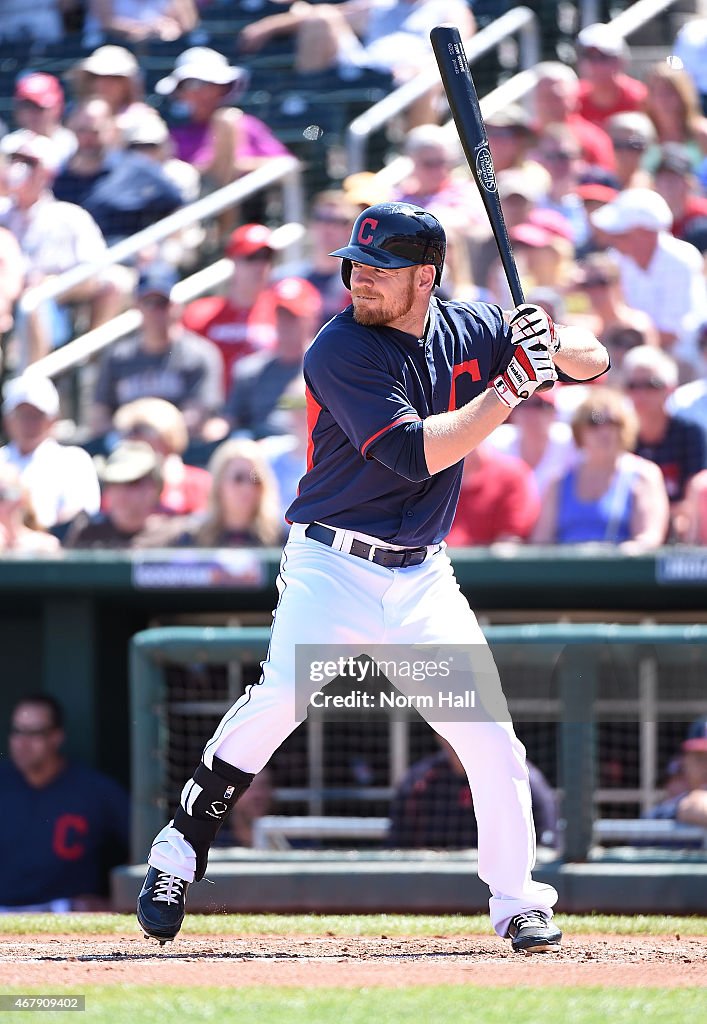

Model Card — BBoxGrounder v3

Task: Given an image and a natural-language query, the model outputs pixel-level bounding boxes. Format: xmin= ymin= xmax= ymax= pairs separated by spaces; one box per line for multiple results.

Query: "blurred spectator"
xmin=156 ymin=48 xmax=290 ymax=190
xmin=673 ymin=17 xmax=707 ymax=114
xmin=573 ymin=181 xmax=619 ymax=257
xmin=70 ymin=46 xmax=149 ymax=136
xmin=393 ymin=124 xmax=482 ymax=224
xmin=182 ymin=224 xmax=280 ymax=390
xmin=575 ymin=23 xmax=647 ymax=127
xmin=437 ymin=223 xmax=482 ymax=302
xmin=341 ymin=170 xmax=392 ymax=213
xmin=0 ymin=3 xmax=64 ymax=46
xmin=485 ymin=105 xmax=542 ymax=179
xmin=643 ymin=63 xmax=707 ymax=172
xmin=84 ymin=0 xmax=198 ymax=44
xmin=388 ymin=737 xmax=557 ymax=849
xmin=238 ymin=0 xmax=474 ymax=123
xmin=682 ymin=468 xmax=707 ymax=543
xmin=279 ymin=191 xmax=356 ymax=326
xmin=0 ymin=463 xmax=59 ymax=553
xmin=532 ymin=387 xmax=669 ymax=550
xmin=183 ymin=438 xmax=283 ymax=547
xmin=6 ymin=73 xmax=76 ymax=170
xmin=91 ymin=263 xmax=223 ymax=438
xmin=445 ymin=444 xmax=540 ymax=546
xmin=622 ymin=347 xmax=706 ymax=520
xmin=652 ymin=143 xmax=707 ymax=242
xmin=590 ymin=188 xmax=707 ymax=361
xmin=0 ymin=130 xmax=123 ymax=365
xmin=570 ymin=251 xmax=658 ymax=349
xmin=260 ymin=381 xmax=308 ymax=518
xmin=64 ymin=440 xmax=185 ymax=548
xmin=0 ymin=228 xmax=24 ymax=340
xmin=646 ymin=718 xmax=707 ymax=827
xmin=498 ymin=216 xmax=574 ymax=301
xmin=227 ymin=769 xmax=273 ymax=848
xmin=122 ymin=112 xmax=201 ymax=205
xmin=532 ymin=62 xmax=614 ymax=171
xmin=485 ymin=389 xmax=577 ymax=498
xmin=113 ymin=397 xmax=211 ymax=515
xmin=667 ymin=323 xmax=707 ymax=434
xmin=0 ymin=694 xmax=130 ymax=913
xmin=532 ymin=123 xmax=588 ymax=247
xmin=606 ymin=111 xmax=656 ymax=190
xmin=600 ymin=324 xmax=651 ymax=375
xmin=225 ymin=277 xmax=322 ymax=440
xmin=0 ymin=374 xmax=100 ymax=531
xmin=52 ymin=99 xmax=118 ymax=209
xmin=469 ymin=169 xmax=546 ymax=294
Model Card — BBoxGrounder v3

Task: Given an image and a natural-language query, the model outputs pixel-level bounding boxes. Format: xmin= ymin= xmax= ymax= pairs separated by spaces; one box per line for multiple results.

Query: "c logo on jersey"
xmin=52 ymin=814 xmax=89 ymax=861
xmin=449 ymin=359 xmax=481 ymax=411
xmin=357 ymin=218 xmax=379 ymax=245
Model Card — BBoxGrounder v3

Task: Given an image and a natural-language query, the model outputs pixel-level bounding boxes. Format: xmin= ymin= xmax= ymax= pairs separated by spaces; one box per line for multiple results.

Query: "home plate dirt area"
xmin=1 ymin=933 xmax=706 ymax=988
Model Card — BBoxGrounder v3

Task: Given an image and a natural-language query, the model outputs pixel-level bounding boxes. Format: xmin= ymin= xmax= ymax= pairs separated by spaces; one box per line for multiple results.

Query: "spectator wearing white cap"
xmin=0 ymin=130 xmax=124 ymax=366
xmin=84 ymin=0 xmax=198 ymax=45
xmin=0 ymin=375 xmax=100 ymax=531
xmin=5 ymin=73 xmax=77 ymax=171
xmin=156 ymin=48 xmax=290 ymax=190
xmin=70 ymin=46 xmax=150 ymax=137
xmin=575 ymin=23 xmax=647 ymax=129
xmin=590 ymin=188 xmax=707 ymax=361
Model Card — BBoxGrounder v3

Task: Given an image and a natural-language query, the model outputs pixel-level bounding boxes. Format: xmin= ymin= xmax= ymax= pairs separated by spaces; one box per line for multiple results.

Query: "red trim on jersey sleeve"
xmin=449 ymin=359 xmax=481 ymax=411
xmin=360 ymin=414 xmax=421 ymax=459
xmin=305 ymin=385 xmax=323 ymax=472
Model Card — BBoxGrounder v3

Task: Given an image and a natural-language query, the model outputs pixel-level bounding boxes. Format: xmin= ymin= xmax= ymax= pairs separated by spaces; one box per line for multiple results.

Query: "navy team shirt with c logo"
xmin=286 ymin=296 xmax=517 ymax=547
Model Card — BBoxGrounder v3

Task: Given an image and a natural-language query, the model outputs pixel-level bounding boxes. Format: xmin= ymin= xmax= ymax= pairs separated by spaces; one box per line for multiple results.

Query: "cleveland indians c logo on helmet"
xmin=357 ymin=218 xmax=379 ymax=245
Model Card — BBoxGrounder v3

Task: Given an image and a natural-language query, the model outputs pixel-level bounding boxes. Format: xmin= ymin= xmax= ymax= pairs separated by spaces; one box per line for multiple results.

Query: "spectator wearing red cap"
xmin=532 ymin=62 xmax=615 ymax=172
xmin=8 ymin=73 xmax=76 ymax=171
xmin=489 ymin=218 xmax=574 ymax=305
xmin=183 ymin=224 xmax=299 ymax=390
xmin=155 ymin=47 xmax=290 ymax=190
xmin=575 ymin=24 xmax=647 ymax=128
xmin=446 ymin=444 xmax=540 ymax=546
xmin=223 ymin=277 xmax=322 ymax=440
xmin=646 ymin=717 xmax=707 ymax=827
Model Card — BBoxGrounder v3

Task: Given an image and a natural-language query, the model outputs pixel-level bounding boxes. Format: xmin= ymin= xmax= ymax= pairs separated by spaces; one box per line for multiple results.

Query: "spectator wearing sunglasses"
xmin=182 ymin=438 xmax=283 ymax=548
xmin=622 ymin=347 xmax=706 ymax=532
xmin=91 ymin=264 xmax=223 ymax=439
xmin=606 ymin=111 xmax=656 ymax=191
xmin=570 ymin=252 xmax=658 ymax=350
xmin=532 ymin=387 xmax=669 ymax=550
xmin=652 ymin=143 xmax=707 ymax=242
xmin=532 ymin=62 xmax=615 ymax=172
xmin=393 ymin=124 xmax=483 ymax=225
xmin=0 ymin=463 xmax=59 ymax=554
xmin=575 ymin=23 xmax=647 ymax=129
xmin=0 ymin=694 xmax=129 ymax=913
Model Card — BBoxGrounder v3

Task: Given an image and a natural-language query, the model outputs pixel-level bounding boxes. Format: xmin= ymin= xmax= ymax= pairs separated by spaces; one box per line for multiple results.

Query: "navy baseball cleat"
xmin=137 ymin=866 xmax=190 ymax=944
xmin=507 ymin=911 xmax=562 ymax=953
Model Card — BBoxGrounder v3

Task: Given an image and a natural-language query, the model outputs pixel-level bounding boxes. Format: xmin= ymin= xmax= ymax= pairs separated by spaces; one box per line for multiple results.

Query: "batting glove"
xmin=492 ymin=304 xmax=559 ymax=409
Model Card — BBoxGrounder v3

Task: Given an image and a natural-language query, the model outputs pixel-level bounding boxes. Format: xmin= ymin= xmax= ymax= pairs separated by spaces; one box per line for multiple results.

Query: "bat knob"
xmin=536 ymin=381 xmax=555 ymax=393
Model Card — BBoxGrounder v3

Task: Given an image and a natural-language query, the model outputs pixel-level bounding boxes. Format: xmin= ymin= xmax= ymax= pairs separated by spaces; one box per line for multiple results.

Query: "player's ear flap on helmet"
xmin=330 ymin=202 xmax=446 ymax=290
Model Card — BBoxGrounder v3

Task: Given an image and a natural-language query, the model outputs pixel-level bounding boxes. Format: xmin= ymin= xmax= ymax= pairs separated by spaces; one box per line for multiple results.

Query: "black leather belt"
xmin=305 ymin=523 xmax=430 ymax=569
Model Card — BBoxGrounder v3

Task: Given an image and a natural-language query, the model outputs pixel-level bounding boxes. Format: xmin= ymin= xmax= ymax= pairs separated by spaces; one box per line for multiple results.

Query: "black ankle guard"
xmin=173 ymin=756 xmax=254 ymax=880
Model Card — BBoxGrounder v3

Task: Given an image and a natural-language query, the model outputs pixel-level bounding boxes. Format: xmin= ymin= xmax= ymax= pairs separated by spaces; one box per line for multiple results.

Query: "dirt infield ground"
xmin=1 ymin=932 xmax=706 ymax=989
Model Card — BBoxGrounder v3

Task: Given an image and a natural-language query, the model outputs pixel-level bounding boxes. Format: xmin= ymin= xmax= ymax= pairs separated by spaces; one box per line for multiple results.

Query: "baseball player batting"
xmin=138 ymin=202 xmax=609 ymax=953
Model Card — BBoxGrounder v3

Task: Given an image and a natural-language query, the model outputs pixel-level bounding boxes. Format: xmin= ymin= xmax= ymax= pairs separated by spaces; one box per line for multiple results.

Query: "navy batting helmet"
xmin=330 ymin=202 xmax=446 ymax=289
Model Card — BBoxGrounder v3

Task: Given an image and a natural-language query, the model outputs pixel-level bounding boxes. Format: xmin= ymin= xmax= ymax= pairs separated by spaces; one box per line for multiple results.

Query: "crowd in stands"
xmin=0 ymin=6 xmax=707 ymax=556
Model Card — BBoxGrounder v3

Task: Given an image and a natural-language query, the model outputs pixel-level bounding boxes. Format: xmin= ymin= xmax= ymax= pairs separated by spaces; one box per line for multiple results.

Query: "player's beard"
xmin=352 ymin=276 xmax=416 ymax=326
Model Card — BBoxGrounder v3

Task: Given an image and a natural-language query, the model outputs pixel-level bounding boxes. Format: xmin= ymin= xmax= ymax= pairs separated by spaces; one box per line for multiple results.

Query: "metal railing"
xmin=346 ymin=7 xmax=540 ymax=174
xmin=18 ymin=155 xmax=304 ymax=321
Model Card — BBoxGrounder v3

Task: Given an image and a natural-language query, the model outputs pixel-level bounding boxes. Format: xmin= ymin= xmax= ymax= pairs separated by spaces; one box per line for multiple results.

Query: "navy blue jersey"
xmin=0 ymin=760 xmax=130 ymax=906
xmin=286 ymin=297 xmax=515 ymax=545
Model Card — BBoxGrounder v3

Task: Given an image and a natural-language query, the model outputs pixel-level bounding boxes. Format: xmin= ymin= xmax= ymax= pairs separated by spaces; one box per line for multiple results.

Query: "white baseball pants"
xmin=151 ymin=523 xmax=558 ymax=936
